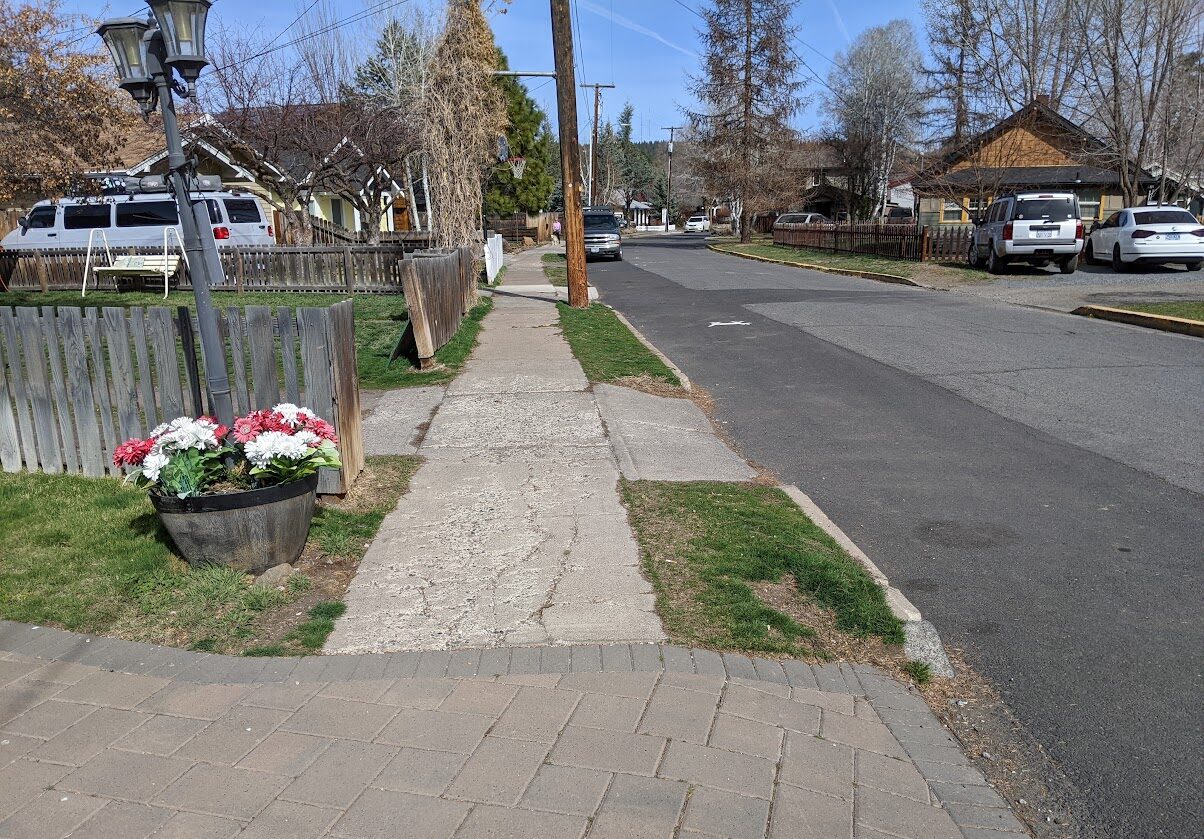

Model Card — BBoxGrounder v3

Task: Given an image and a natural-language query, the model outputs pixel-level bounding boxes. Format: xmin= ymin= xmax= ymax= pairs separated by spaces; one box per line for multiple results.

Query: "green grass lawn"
xmin=0 ymin=454 xmax=418 ymax=655
xmin=0 ymin=290 xmax=491 ymax=390
xmin=541 ymin=252 xmax=568 ymax=287
xmin=621 ymin=480 xmax=904 ymax=657
xmin=710 ymin=241 xmax=920 ymax=278
xmin=557 ymin=302 xmax=680 ymax=387
xmin=1118 ymin=300 xmax=1204 ymax=322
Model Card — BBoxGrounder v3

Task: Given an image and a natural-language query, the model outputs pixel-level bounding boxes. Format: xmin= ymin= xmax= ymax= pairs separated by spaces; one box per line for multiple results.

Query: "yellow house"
xmin=913 ymin=100 xmax=1156 ymax=227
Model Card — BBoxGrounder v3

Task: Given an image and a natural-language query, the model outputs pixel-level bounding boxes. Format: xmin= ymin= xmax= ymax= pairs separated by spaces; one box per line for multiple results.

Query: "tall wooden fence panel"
xmin=399 ymin=247 xmax=478 ymax=368
xmin=0 ymin=245 xmax=418 ymax=294
xmin=923 ymin=226 xmax=974 ymax=263
xmin=0 ymin=301 xmax=362 ymax=493
xmin=773 ymin=223 xmax=926 ymax=260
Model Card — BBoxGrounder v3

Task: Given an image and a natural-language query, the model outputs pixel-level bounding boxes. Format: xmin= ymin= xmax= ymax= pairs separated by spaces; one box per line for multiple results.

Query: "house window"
xmin=942 ymin=200 xmax=964 ymax=223
xmin=330 ymin=198 xmax=345 ymax=228
xmin=1077 ymin=189 xmax=1101 ymax=220
xmin=967 ymin=196 xmax=989 ymax=221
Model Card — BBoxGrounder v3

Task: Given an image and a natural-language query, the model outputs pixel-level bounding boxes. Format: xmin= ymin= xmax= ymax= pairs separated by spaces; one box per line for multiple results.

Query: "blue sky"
xmin=70 ymin=0 xmax=926 ymax=142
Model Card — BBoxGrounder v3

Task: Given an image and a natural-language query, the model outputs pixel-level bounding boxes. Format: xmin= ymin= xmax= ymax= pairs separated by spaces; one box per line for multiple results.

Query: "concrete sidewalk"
xmin=0 ymin=625 xmax=1026 ymax=839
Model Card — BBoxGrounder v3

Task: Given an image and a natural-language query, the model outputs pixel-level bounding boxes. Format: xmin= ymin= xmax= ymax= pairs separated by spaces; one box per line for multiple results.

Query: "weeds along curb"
xmin=707 ymin=243 xmax=923 ymax=287
xmin=1072 ymin=304 xmax=1204 ymax=339
xmin=608 ymin=307 xmax=693 ymax=391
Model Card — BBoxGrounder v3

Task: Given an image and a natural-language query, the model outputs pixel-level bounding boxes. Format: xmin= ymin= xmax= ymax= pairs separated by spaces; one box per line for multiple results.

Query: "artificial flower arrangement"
xmin=113 ymin=403 xmax=341 ymax=499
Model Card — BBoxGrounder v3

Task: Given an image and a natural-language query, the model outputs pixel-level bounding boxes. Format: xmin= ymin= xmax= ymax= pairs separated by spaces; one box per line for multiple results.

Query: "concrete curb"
xmin=1072 ymin=304 xmax=1204 ymax=338
xmin=608 ymin=307 xmax=694 ymax=391
xmin=707 ymin=243 xmax=923 ymax=288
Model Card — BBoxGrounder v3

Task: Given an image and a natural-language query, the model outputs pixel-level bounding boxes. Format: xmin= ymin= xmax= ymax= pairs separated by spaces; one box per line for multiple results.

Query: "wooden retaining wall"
xmin=0 ymin=301 xmax=362 ymax=494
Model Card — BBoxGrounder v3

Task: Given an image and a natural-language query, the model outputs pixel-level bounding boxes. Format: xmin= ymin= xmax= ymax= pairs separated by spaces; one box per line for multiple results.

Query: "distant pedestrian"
xmin=552 ymin=218 xmax=562 ymax=244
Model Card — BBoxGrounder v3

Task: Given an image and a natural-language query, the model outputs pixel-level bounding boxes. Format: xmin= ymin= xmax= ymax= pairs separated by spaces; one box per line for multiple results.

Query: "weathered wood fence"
xmin=0 ymin=245 xmax=420 ymax=294
xmin=0 ymin=301 xmax=362 ymax=494
xmin=398 ymin=246 xmax=478 ymax=368
xmin=773 ymin=223 xmax=977 ymax=263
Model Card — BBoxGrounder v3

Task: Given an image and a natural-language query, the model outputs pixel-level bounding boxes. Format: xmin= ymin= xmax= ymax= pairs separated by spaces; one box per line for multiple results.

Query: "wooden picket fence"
xmin=773 ymin=222 xmax=978 ymax=264
xmin=922 ymin=226 xmax=974 ymax=263
xmin=399 ymin=246 xmax=478 ymax=368
xmin=0 ymin=245 xmax=420 ymax=294
xmin=0 ymin=300 xmax=362 ymax=494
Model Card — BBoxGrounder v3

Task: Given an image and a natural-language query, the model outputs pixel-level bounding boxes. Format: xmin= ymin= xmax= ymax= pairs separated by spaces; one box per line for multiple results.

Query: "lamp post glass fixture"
xmin=97 ymin=0 xmax=234 ymax=426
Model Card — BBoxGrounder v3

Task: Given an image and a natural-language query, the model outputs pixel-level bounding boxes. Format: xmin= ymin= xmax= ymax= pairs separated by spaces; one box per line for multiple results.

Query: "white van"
xmin=1 ymin=190 xmax=276 ymax=251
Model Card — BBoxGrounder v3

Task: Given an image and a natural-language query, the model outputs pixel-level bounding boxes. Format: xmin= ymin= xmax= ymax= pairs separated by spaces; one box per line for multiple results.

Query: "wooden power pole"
xmin=550 ymin=0 xmax=589 ymax=308
xmin=581 ymin=82 xmax=615 ymax=205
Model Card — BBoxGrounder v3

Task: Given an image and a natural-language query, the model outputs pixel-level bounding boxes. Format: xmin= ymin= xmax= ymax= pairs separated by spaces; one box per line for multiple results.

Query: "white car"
xmin=684 ymin=215 xmax=710 ymax=233
xmin=1084 ymin=206 xmax=1204 ymax=271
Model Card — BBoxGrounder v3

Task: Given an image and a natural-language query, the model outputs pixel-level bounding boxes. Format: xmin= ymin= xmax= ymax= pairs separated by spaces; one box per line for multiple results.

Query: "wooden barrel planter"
xmin=150 ymin=474 xmax=318 ymax=575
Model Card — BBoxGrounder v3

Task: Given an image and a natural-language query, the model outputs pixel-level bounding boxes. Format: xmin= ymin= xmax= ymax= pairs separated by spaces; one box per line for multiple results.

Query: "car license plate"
xmin=1033 ymin=230 xmax=1054 ymax=239
xmin=1166 ymin=233 xmax=1180 ymax=241
xmin=588 ymin=247 xmax=599 ymax=253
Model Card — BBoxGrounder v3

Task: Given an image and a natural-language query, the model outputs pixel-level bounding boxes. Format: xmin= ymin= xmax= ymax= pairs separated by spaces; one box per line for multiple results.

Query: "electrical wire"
xmin=262 ymin=0 xmax=324 ymax=50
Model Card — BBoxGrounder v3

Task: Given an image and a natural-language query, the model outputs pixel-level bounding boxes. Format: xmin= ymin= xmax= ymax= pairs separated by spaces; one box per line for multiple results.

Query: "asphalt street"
xmin=587 ymin=234 xmax=1204 ymax=839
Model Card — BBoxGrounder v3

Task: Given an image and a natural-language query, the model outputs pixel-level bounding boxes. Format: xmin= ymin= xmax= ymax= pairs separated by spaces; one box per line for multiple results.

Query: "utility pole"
xmin=550 ymin=0 xmax=589 ymax=308
xmin=662 ymin=126 xmax=684 ymax=232
xmin=581 ymin=82 xmax=615 ymax=206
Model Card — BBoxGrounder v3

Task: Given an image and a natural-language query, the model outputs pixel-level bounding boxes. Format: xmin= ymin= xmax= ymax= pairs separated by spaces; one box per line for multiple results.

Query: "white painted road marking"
xmin=708 ymin=320 xmax=751 ymax=327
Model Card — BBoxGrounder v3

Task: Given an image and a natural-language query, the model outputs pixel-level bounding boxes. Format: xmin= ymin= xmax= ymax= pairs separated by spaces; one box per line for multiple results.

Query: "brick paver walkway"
xmin=0 ymin=624 xmax=1026 ymax=838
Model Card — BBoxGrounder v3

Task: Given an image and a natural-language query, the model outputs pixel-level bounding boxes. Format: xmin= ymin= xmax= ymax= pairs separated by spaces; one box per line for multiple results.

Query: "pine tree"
xmin=687 ymin=0 xmax=801 ymax=242
xmin=484 ymin=51 xmax=556 ymax=216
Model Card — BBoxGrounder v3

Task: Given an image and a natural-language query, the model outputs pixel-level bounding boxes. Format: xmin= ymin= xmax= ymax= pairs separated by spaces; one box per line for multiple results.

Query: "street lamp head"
xmin=148 ymin=0 xmax=213 ymax=91
xmin=96 ymin=17 xmax=154 ymax=107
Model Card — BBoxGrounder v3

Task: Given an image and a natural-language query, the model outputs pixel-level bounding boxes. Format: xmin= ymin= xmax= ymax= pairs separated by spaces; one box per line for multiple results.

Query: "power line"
xmin=262 ymin=0 xmax=324 ymax=51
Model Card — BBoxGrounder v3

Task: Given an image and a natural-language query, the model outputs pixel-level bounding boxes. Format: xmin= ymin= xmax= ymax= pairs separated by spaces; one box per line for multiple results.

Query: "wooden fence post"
xmin=399 ymin=259 xmax=435 ymax=368
xmin=343 ymin=247 xmax=354 ymax=292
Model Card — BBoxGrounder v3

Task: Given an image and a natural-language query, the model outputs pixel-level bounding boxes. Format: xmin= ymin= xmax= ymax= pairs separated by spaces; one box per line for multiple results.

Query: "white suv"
xmin=968 ymin=192 xmax=1083 ymax=274
xmin=684 ymin=215 xmax=710 ymax=233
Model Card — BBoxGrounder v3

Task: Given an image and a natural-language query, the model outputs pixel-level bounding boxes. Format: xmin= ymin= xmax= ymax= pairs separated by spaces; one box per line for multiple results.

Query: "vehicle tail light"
xmin=1130 ymin=229 xmax=1156 ymax=239
xmin=1075 ymin=221 xmax=1083 ymax=239
xmin=212 ymin=226 xmax=230 ymax=240
xmin=267 ymin=225 xmax=274 ymax=239
xmin=1191 ymin=228 xmax=1204 ymax=237
xmin=1002 ymin=222 xmax=1013 ymax=241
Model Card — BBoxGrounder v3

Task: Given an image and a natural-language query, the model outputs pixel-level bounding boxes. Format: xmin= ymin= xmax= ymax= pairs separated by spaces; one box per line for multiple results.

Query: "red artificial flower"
xmin=113 ymin=437 xmax=154 ymax=467
xmin=302 ymin=415 xmax=338 ymax=444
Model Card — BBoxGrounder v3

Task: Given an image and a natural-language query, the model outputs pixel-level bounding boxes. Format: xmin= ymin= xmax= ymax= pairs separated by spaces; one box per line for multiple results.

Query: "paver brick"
xmin=280 ymin=739 xmax=396 ymax=808
xmin=445 ymin=736 xmax=550 ymax=804
xmin=752 ymin=658 xmax=788 ymax=684
xmin=60 ymin=748 xmax=192 ymax=801
xmin=239 ymin=801 xmax=340 ymax=839
xmin=438 ymin=680 xmax=517 ymax=716
xmin=769 ymin=782 xmax=852 ymax=839
xmin=722 ymin=653 xmax=758 ymax=680
xmin=569 ymin=692 xmax=646 ymax=732
xmin=660 ymin=671 xmax=725 ymax=694
xmin=779 ymin=732 xmax=854 ymax=800
xmin=570 ymin=644 xmax=603 ymax=672
xmin=237 ymin=731 xmax=332 ymax=776
xmin=281 ymin=696 xmax=397 ymax=740
xmin=658 ymin=741 xmax=777 ymax=799
xmin=415 ymin=650 xmax=451 ymax=677
xmin=374 ymin=746 xmax=466 ymax=796
xmin=780 ymin=660 xmax=819 ymax=690
xmin=376 ymin=708 xmax=494 ymax=753
xmin=174 ymin=705 xmax=291 ymax=764
xmin=944 ymin=800 xmax=1029 ymax=833
xmin=382 ymin=650 xmax=422 ymax=679
xmin=630 ymin=643 xmax=663 ymax=671
xmin=913 ymin=758 xmax=991 ymax=786
xmin=113 ymin=714 xmax=207 ymax=756
xmin=638 ymin=684 xmax=717 ymax=744
xmin=708 ymin=713 xmax=784 ymax=760
xmin=332 ymin=789 xmax=469 ymax=839
xmin=854 ymin=786 xmax=961 ymax=839
xmin=154 ymin=763 xmax=291 ymax=819
xmin=550 ymin=725 xmax=665 ymax=774
xmin=559 ymin=671 xmax=657 ymax=698
xmin=683 ymin=786 xmax=771 ymax=839
xmin=692 ymin=648 xmax=726 ymax=677
xmin=0 ymin=732 xmax=40 ymax=770
xmin=69 ymin=800 xmax=173 ymax=839
xmin=0 ymin=788 xmax=106 ymax=839
xmin=661 ymin=645 xmax=695 ymax=673
xmin=928 ymin=781 xmax=1009 ymax=807
xmin=318 ymin=678 xmax=396 ymax=703
xmin=790 ymin=686 xmax=855 ymax=715
xmin=136 ymin=683 xmax=247 ymax=719
xmin=855 ymin=749 xmax=932 ymax=803
xmin=0 ymin=758 xmax=70 ymax=819
xmin=902 ymin=741 xmax=974 ymax=765
xmin=455 ymin=803 xmax=588 ymax=839
xmin=731 ymin=677 xmax=790 ymax=698
xmin=446 ymin=648 xmax=482 ymax=677
xmin=377 ymin=677 xmax=455 ymax=709
xmin=32 ymin=706 xmax=147 ymax=765
xmin=0 ymin=698 xmax=93 ymax=738
xmin=507 ymin=646 xmax=543 ymax=675
xmin=590 ymin=773 xmax=688 ymax=839
xmin=820 ymin=711 xmax=907 ymax=758
xmin=721 ymin=683 xmax=820 ymax=734
xmin=0 ymin=678 xmax=67 ymax=724
xmin=491 ymin=686 xmax=579 ymax=742
xmin=541 ymin=646 xmax=572 ymax=673
xmin=600 ymin=644 xmax=633 ymax=672
xmin=240 ymin=681 xmax=325 ymax=712
xmin=152 ymin=811 xmax=242 ymax=839
xmin=476 ymin=648 xmax=511 ymax=677
xmin=520 ymin=764 xmax=611 ymax=815
xmin=812 ymin=663 xmax=853 ymax=694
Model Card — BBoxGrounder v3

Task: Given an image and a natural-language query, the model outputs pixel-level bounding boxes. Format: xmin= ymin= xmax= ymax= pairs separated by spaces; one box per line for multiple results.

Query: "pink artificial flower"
xmin=302 ymin=415 xmax=338 ymax=444
xmin=113 ymin=437 xmax=154 ymax=467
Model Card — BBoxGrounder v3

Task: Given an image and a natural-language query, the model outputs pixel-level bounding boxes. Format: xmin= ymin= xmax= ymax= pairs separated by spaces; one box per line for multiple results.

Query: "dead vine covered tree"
xmin=421 ymin=0 xmax=506 ymax=248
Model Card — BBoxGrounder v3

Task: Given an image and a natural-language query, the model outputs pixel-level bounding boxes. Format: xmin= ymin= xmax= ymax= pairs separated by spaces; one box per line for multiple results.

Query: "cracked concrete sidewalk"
xmin=325 ymin=288 xmax=668 ymax=653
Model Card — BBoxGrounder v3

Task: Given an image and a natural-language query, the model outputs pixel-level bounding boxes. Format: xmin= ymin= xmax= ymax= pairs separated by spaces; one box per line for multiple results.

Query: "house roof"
xmin=932 ymin=164 xmax=1155 ymax=189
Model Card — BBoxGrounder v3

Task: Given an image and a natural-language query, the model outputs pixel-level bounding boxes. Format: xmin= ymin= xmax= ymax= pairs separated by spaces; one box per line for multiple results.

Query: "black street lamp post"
xmin=97 ymin=0 xmax=234 ymax=426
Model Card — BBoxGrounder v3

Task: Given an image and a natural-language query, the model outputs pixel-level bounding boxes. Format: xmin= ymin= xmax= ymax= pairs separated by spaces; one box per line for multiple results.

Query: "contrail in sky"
xmin=578 ymin=0 xmax=699 ymax=59
xmin=822 ymin=0 xmax=852 ymax=44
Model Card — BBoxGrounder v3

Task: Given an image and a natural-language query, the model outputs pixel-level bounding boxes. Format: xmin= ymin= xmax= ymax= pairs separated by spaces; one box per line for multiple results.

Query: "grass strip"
xmin=1116 ymin=300 xmax=1204 ymax=323
xmin=541 ymin=252 xmax=568 ymax=287
xmin=0 ymin=454 xmax=418 ymax=655
xmin=621 ymin=480 xmax=904 ymax=656
xmin=557 ymin=302 xmax=680 ymax=386
xmin=0 ymin=290 xmax=491 ymax=391
xmin=709 ymin=241 xmax=920 ymax=278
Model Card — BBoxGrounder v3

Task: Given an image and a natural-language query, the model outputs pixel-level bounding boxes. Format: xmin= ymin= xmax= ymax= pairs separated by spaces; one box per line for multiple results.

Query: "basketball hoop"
xmin=508 ymin=156 xmax=526 ymax=180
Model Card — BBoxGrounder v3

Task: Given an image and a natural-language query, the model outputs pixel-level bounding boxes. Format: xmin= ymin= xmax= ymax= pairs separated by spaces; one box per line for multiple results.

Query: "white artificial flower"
xmin=150 ymin=422 xmax=170 ymax=437
xmin=293 ymin=430 xmax=320 ymax=448
xmin=142 ymin=452 xmax=170 ymax=482
xmin=271 ymin=403 xmax=317 ymax=428
xmin=244 ymin=431 xmax=310 ymax=468
xmin=155 ymin=419 xmax=218 ymax=452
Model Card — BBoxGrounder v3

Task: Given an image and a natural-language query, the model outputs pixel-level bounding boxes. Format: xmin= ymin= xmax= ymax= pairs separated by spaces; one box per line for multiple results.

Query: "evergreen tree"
xmin=485 ymin=51 xmax=556 ymax=216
